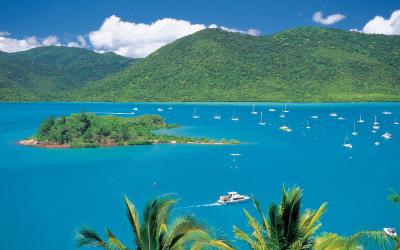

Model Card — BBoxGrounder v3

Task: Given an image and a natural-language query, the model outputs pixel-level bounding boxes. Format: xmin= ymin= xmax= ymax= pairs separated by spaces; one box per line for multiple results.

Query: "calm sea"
xmin=0 ymin=102 xmax=399 ymax=250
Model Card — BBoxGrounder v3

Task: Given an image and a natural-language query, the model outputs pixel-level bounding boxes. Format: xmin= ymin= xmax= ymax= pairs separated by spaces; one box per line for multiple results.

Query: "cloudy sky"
xmin=0 ymin=0 xmax=399 ymax=58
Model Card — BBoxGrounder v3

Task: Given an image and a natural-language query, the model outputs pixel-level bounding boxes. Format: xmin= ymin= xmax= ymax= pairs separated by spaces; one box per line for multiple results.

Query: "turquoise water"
xmin=1 ymin=102 xmax=399 ymax=250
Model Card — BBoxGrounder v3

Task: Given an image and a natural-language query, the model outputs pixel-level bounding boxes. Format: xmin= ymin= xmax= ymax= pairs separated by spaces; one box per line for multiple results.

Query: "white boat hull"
xmin=218 ymin=196 xmax=251 ymax=205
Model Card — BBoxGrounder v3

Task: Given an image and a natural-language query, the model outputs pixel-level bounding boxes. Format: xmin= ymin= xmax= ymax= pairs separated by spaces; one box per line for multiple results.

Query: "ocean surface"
xmin=1 ymin=102 xmax=399 ymax=250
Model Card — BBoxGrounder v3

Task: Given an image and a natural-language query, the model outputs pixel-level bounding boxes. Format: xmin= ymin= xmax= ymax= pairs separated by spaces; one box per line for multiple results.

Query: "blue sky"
xmin=0 ymin=0 xmax=399 ymax=57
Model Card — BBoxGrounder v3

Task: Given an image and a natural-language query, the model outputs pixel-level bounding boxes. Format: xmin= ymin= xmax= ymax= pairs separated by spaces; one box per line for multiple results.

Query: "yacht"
xmin=310 ymin=115 xmax=319 ymax=119
xmin=217 ymin=192 xmax=250 ymax=205
xmin=357 ymin=114 xmax=365 ymax=123
xmin=343 ymin=130 xmax=352 ymax=149
xmin=231 ymin=111 xmax=239 ymax=121
xmin=373 ymin=115 xmax=379 ymax=125
xmin=394 ymin=116 xmax=399 ymax=125
xmin=352 ymin=121 xmax=358 ymax=136
xmin=213 ymin=109 xmax=221 ymax=120
xmin=383 ymin=228 xmax=397 ymax=237
xmin=372 ymin=130 xmax=377 ymax=133
xmin=132 ymin=107 xmax=139 ymax=111
xmin=192 ymin=108 xmax=200 ymax=119
xmin=251 ymin=105 xmax=258 ymax=115
xmin=229 ymin=153 xmax=241 ymax=156
xmin=168 ymin=105 xmax=173 ymax=110
xmin=279 ymin=110 xmax=285 ymax=118
xmin=382 ymin=132 xmax=392 ymax=140
xmin=279 ymin=125 xmax=292 ymax=132
xmin=306 ymin=120 xmax=311 ymax=129
xmin=382 ymin=111 xmax=392 ymax=115
xmin=337 ymin=117 xmax=345 ymax=120
xmin=283 ymin=104 xmax=289 ymax=113
xmin=157 ymin=107 xmax=164 ymax=112
xmin=268 ymin=108 xmax=276 ymax=112
xmin=258 ymin=111 xmax=266 ymax=126
xmin=329 ymin=109 xmax=338 ymax=117
xmin=374 ymin=141 xmax=380 ymax=146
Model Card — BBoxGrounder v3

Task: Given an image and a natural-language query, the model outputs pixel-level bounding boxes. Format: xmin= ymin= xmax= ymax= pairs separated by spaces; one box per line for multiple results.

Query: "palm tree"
xmin=233 ymin=186 xmax=329 ymax=249
xmin=75 ymin=194 xmax=233 ymax=250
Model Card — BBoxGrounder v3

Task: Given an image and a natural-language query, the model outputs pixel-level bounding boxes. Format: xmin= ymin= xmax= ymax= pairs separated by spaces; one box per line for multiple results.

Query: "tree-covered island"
xmin=19 ymin=112 xmax=239 ymax=148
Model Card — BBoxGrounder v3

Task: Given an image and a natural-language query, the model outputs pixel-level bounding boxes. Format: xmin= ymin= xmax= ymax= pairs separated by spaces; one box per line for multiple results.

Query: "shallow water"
xmin=1 ymin=102 xmax=399 ymax=250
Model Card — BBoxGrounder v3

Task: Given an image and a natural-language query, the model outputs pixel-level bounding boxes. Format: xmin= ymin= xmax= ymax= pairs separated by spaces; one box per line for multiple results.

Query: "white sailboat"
xmin=213 ymin=109 xmax=221 ymax=120
xmin=352 ymin=121 xmax=358 ymax=136
xmin=343 ymin=129 xmax=353 ymax=149
xmin=258 ymin=111 xmax=266 ymax=126
xmin=382 ymin=132 xmax=392 ymax=140
xmin=279 ymin=125 xmax=292 ymax=132
xmin=279 ymin=110 xmax=285 ymax=118
xmin=357 ymin=114 xmax=365 ymax=123
xmin=372 ymin=115 xmax=380 ymax=130
xmin=251 ymin=105 xmax=258 ymax=115
xmin=192 ymin=108 xmax=200 ymax=119
xmin=283 ymin=104 xmax=289 ymax=113
xmin=394 ymin=116 xmax=399 ymax=125
xmin=306 ymin=120 xmax=311 ymax=129
xmin=231 ymin=111 xmax=239 ymax=121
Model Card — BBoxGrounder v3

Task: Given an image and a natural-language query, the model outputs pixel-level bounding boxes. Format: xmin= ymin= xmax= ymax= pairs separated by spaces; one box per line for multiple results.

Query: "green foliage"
xmin=0 ymin=46 xmax=134 ymax=101
xmin=2 ymin=27 xmax=400 ymax=102
xmin=75 ymin=194 xmax=233 ymax=250
xmin=34 ymin=113 xmax=238 ymax=147
xmin=76 ymin=27 xmax=400 ymax=102
xmin=388 ymin=189 xmax=400 ymax=204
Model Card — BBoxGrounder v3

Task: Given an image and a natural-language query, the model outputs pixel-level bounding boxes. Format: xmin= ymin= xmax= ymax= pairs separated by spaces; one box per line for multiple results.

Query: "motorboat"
xmin=268 ymin=108 xmax=276 ymax=112
xmin=279 ymin=125 xmax=292 ymax=132
xmin=382 ymin=111 xmax=392 ymax=115
xmin=157 ymin=107 xmax=164 ymax=112
xmin=374 ymin=141 xmax=380 ymax=146
xmin=217 ymin=192 xmax=250 ymax=205
xmin=310 ymin=115 xmax=319 ymax=119
xmin=343 ymin=143 xmax=353 ymax=149
xmin=383 ymin=228 xmax=397 ymax=237
xmin=229 ymin=153 xmax=241 ymax=156
xmin=329 ymin=109 xmax=338 ymax=117
xmin=132 ymin=107 xmax=139 ymax=111
xmin=382 ymin=132 xmax=392 ymax=140
xmin=337 ymin=117 xmax=345 ymax=120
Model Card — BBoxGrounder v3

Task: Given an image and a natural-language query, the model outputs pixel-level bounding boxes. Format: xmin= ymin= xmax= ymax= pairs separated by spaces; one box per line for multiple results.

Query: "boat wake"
xmin=181 ymin=203 xmax=222 ymax=209
xmin=96 ymin=112 xmax=135 ymax=115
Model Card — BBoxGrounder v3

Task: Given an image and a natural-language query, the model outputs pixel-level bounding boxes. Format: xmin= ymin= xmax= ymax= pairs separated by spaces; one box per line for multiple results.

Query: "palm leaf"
xmin=253 ymin=196 xmax=271 ymax=236
xmin=106 ymin=229 xmax=127 ymax=250
xmin=123 ymin=195 xmax=142 ymax=248
xmin=233 ymin=225 xmax=257 ymax=249
xmin=75 ymin=227 xmax=107 ymax=248
xmin=347 ymin=230 xmax=393 ymax=250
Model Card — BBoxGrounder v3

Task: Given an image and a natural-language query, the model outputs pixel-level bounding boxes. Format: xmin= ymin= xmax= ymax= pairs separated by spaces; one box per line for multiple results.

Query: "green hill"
xmin=1 ymin=27 xmax=400 ymax=102
xmin=0 ymin=46 xmax=134 ymax=101
xmin=77 ymin=27 xmax=400 ymax=102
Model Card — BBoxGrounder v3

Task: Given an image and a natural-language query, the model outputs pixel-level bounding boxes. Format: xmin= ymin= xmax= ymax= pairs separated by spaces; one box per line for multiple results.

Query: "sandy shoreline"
xmin=18 ymin=139 xmax=232 ymax=148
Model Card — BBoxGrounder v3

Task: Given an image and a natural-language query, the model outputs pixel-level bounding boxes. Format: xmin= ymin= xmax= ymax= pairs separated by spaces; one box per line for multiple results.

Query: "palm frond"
xmin=106 ymin=229 xmax=127 ymax=250
xmin=243 ymin=208 xmax=266 ymax=246
xmin=75 ymin=227 xmax=107 ymax=248
xmin=233 ymin=225 xmax=257 ymax=249
xmin=253 ymin=196 xmax=271 ymax=236
xmin=314 ymin=233 xmax=358 ymax=250
xmin=347 ymin=230 xmax=393 ymax=250
xmin=281 ymin=186 xmax=302 ymax=246
xmin=123 ymin=195 xmax=142 ymax=248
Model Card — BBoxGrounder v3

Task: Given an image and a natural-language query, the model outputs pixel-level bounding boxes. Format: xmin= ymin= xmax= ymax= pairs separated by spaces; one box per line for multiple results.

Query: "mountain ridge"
xmin=1 ymin=27 xmax=400 ymax=102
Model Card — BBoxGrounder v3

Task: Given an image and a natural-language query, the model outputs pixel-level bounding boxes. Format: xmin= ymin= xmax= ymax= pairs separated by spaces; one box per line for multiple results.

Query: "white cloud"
xmin=42 ymin=35 xmax=61 ymax=46
xmin=312 ymin=11 xmax=346 ymax=25
xmin=362 ymin=10 xmax=400 ymax=35
xmin=218 ymin=26 xmax=261 ymax=36
xmin=0 ymin=35 xmax=41 ymax=53
xmin=89 ymin=16 xmax=260 ymax=58
xmin=67 ymin=35 xmax=87 ymax=48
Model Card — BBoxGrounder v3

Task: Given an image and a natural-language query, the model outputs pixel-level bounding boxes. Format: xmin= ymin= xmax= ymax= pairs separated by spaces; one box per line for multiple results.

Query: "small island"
xmin=19 ymin=112 xmax=239 ymax=148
